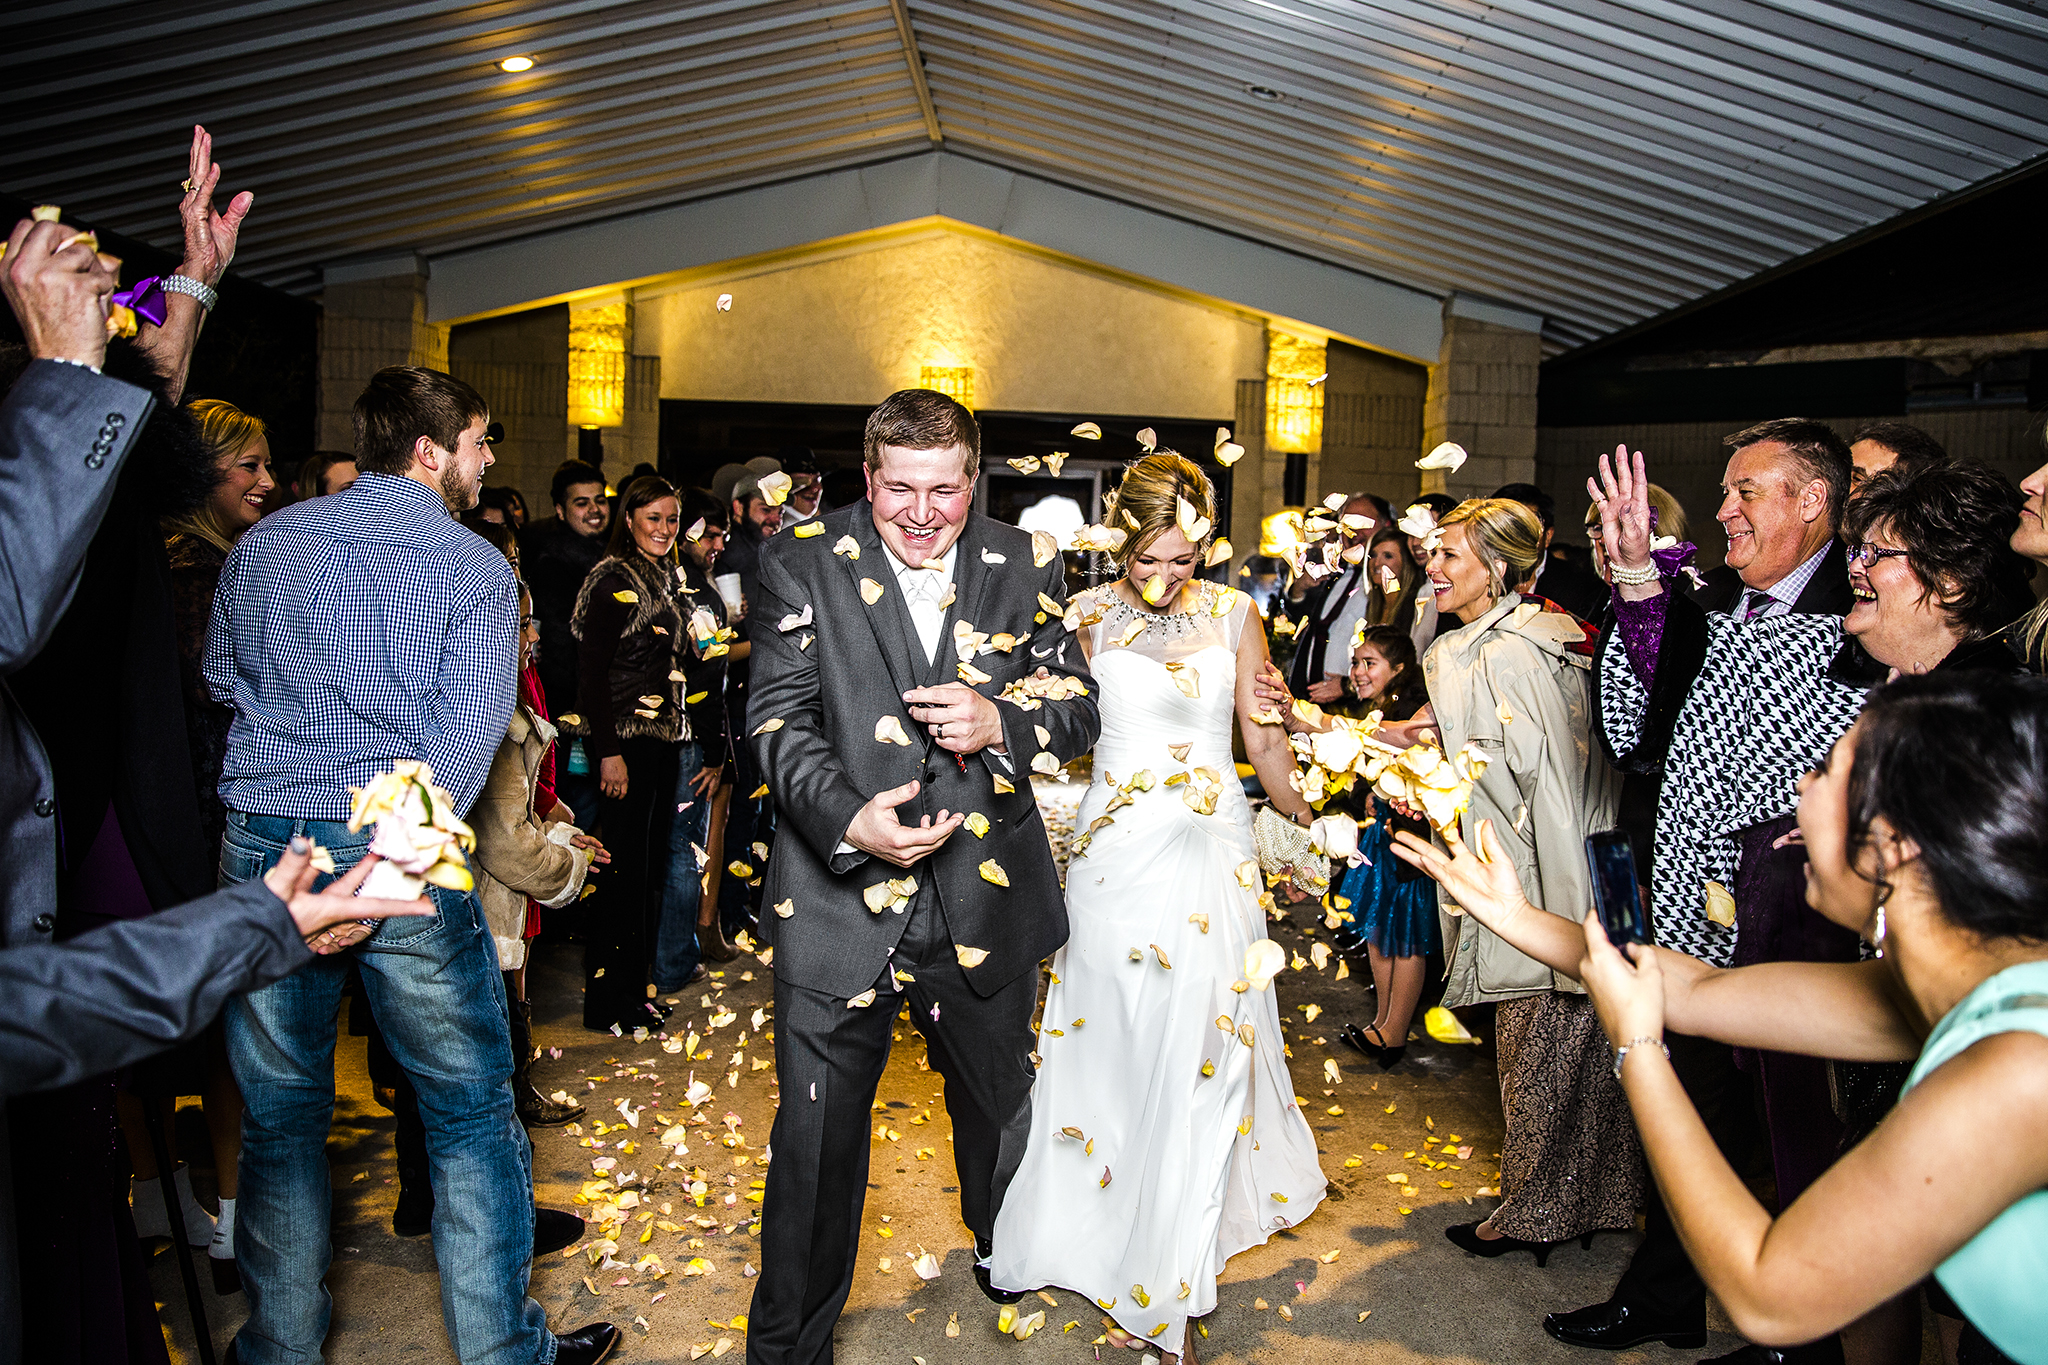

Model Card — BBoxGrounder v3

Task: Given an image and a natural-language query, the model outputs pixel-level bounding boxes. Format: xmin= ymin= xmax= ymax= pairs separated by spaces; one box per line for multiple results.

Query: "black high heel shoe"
xmin=1358 ymin=1022 xmax=1407 ymax=1071
xmin=1338 ymin=1023 xmax=1381 ymax=1059
xmin=1445 ymin=1220 xmax=1567 ymax=1266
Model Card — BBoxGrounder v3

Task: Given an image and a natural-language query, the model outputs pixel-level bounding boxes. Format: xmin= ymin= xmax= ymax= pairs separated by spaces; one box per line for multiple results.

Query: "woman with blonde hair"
xmin=1379 ymin=496 xmax=1636 ymax=1262
xmin=991 ymin=450 xmax=1326 ymax=1363
xmin=125 ymin=397 xmax=274 ymax=1285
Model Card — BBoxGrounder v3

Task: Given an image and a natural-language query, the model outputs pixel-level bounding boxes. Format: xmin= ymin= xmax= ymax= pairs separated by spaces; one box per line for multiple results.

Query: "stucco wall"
xmin=636 ymin=227 xmax=1266 ymax=419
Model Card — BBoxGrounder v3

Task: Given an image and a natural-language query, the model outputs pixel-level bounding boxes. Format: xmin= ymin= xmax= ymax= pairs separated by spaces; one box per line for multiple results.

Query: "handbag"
xmin=1252 ymin=805 xmax=1330 ymax=900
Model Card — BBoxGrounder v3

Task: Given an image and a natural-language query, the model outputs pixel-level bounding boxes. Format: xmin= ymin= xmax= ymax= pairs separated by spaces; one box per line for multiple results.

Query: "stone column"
xmin=317 ymin=255 xmax=446 ymax=451
xmin=1421 ymin=296 xmax=1544 ymax=500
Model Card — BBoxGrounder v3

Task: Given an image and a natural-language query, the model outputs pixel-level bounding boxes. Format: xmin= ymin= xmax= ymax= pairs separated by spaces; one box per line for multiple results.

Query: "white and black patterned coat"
xmin=1599 ymin=600 xmax=1867 ymax=966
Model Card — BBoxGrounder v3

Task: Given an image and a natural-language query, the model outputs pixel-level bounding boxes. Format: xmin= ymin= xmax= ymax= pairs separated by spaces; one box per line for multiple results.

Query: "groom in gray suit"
xmin=744 ymin=389 xmax=1098 ymax=1363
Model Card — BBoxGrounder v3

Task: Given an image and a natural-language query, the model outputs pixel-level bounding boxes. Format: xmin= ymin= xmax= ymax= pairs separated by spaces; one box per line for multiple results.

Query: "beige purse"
xmin=1252 ymin=806 xmax=1330 ymax=899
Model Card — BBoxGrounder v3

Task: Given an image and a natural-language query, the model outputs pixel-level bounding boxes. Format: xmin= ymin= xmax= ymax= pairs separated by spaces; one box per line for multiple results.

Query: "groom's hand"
xmin=845 ymin=780 xmax=965 ymax=868
xmin=904 ymin=683 xmax=1005 ymax=755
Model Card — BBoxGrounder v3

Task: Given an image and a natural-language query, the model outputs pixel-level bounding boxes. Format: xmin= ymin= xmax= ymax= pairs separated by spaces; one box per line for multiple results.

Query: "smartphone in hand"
xmin=1584 ymin=829 xmax=1652 ymax=946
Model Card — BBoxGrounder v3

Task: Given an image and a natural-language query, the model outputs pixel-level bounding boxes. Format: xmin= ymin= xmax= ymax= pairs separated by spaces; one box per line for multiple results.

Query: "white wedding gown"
xmin=989 ymin=581 xmax=1326 ymax=1346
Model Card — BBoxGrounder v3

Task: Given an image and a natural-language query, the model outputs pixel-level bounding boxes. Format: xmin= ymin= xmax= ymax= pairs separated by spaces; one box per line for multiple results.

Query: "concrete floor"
xmin=148 ymin=897 xmax=1787 ymax=1365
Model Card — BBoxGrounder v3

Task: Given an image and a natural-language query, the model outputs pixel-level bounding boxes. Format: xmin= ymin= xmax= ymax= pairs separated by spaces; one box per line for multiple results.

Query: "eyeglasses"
xmin=1844 ymin=543 xmax=1911 ymax=567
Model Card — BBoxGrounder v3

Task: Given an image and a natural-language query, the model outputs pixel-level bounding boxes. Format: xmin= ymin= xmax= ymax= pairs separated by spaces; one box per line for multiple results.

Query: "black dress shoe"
xmin=535 ymin=1207 xmax=585 ymax=1258
xmin=1544 ymin=1297 xmax=1707 ymax=1351
xmin=554 ymin=1321 xmax=622 ymax=1364
xmin=1700 ymin=1344 xmax=1844 ymax=1365
xmin=973 ymin=1235 xmax=1027 ymax=1305
xmin=517 ymin=1081 xmax=587 ymax=1128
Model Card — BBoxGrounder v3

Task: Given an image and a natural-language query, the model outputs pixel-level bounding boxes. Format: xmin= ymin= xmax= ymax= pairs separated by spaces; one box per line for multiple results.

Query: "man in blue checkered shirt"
xmin=206 ymin=367 xmax=619 ymax=1364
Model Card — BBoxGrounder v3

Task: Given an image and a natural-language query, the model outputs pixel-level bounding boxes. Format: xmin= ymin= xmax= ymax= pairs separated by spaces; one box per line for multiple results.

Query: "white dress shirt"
xmin=1316 ymin=566 xmax=1370 ymax=677
xmin=886 ymin=540 xmax=957 ymax=664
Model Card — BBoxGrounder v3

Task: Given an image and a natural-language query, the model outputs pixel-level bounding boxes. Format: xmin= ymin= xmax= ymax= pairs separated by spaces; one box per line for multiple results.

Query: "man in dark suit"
xmin=1563 ymin=420 xmax=1869 ymax=1365
xmin=743 ymin=390 xmax=1098 ymax=1365
xmin=1284 ymin=493 xmax=1378 ymax=702
xmin=0 ymin=208 xmax=432 ymax=1363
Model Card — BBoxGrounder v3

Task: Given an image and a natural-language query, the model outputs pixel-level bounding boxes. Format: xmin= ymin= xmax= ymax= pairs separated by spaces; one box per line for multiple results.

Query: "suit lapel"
xmin=847 ymin=505 xmax=926 ymax=702
xmin=1792 ymin=539 xmax=1852 ymax=618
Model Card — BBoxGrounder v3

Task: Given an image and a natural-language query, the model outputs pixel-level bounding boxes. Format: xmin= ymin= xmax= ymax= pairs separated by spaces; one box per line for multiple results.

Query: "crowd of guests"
xmin=1261 ymin=417 xmax=2048 ymax=1365
xmin=0 ymin=134 xmax=2043 ymax=1365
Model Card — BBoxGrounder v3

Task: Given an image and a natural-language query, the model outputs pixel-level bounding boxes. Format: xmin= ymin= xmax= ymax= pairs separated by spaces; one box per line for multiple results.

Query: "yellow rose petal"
xmin=859 ymin=578 xmax=884 ymax=604
xmin=977 ymin=860 xmax=1010 ymax=888
xmin=956 ymin=945 xmax=990 ymax=969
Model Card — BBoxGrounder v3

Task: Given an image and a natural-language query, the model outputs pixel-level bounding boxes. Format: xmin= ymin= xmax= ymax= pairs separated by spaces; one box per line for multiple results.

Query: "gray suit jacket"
xmin=748 ymin=503 xmax=1099 ymax=1000
xmin=0 ymin=361 xmax=317 ymax=1362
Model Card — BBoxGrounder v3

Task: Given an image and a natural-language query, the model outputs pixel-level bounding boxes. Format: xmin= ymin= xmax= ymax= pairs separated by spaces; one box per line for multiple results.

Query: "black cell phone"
xmin=1584 ymin=829 xmax=1652 ymax=947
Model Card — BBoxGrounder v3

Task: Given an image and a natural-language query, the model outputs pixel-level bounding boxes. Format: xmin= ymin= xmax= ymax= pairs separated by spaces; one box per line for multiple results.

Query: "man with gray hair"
xmin=1552 ymin=420 xmax=1874 ymax=1359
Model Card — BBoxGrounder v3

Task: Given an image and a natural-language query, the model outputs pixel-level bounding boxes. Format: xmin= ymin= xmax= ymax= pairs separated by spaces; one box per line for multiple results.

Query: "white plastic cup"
xmin=713 ymin=573 xmax=744 ymax=613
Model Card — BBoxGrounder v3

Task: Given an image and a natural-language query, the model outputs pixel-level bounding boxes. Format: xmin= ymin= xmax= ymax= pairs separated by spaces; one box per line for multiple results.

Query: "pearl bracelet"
xmin=1609 ymin=560 xmax=1661 ymax=586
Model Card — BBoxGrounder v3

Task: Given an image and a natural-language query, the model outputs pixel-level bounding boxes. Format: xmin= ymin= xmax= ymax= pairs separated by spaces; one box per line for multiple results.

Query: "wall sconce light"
xmin=919 ymin=365 xmax=975 ymax=409
xmin=1264 ymin=330 xmax=1326 ymax=455
xmin=568 ymin=301 xmax=628 ymax=428
xmin=498 ymin=55 xmax=535 ymax=72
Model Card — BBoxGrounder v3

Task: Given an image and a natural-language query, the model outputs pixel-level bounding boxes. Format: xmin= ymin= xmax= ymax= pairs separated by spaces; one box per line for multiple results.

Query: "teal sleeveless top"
xmin=1900 ymin=960 xmax=2048 ymax=1365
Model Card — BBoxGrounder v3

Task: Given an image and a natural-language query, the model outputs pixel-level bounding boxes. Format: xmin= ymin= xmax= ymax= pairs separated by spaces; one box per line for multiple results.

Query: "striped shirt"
xmin=205 ymin=472 xmax=519 ymax=820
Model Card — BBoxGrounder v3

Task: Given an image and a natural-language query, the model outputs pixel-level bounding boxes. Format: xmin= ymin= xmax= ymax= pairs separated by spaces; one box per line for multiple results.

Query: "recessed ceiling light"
xmin=1245 ymin=84 xmax=1284 ymax=102
xmin=499 ymin=55 xmax=535 ymax=73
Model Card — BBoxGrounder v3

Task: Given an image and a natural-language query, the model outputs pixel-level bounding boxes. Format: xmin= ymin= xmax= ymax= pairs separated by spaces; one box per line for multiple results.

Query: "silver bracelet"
xmin=1612 ymin=1033 xmax=1669 ymax=1079
xmin=1609 ymin=560 xmax=1660 ymax=586
xmin=159 ymin=273 xmax=219 ymax=311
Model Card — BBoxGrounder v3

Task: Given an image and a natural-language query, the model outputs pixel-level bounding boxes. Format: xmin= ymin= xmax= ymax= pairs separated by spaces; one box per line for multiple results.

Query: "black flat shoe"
xmin=1543 ymin=1297 xmax=1707 ymax=1351
xmin=1445 ymin=1220 xmax=1563 ymax=1266
xmin=554 ymin=1321 xmax=622 ymax=1364
xmin=973 ymin=1235 xmax=1026 ymax=1305
xmin=535 ymin=1207 xmax=585 ymax=1258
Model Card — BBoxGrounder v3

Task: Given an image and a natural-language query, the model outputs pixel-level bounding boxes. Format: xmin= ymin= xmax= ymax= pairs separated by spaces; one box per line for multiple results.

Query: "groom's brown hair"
xmin=864 ymin=389 xmax=980 ymax=478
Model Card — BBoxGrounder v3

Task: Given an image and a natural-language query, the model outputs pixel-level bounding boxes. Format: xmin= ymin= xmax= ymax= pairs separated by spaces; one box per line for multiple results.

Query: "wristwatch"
xmin=159 ymin=273 xmax=219 ymax=312
xmin=1612 ymin=1034 xmax=1669 ymax=1079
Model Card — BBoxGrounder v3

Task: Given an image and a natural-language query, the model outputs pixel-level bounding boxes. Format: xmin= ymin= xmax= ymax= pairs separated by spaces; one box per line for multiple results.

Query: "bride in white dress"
xmin=989 ymin=453 xmax=1328 ymax=1362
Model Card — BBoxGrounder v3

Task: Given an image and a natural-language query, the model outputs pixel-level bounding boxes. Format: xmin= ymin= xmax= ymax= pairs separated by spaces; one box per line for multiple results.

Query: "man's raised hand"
xmin=1 ymin=216 xmax=120 ymax=368
xmin=844 ymin=779 xmax=964 ymax=868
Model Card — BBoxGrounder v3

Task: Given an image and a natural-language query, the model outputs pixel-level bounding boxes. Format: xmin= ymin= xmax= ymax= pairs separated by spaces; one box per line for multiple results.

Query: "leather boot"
xmin=509 ymin=990 xmax=584 ymax=1127
xmin=697 ymin=916 xmax=739 ymax=963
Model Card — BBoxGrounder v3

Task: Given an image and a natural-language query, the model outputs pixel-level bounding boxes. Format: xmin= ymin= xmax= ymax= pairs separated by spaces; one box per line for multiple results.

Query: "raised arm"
xmin=131 ymin=125 xmax=253 ymax=403
xmin=0 ymin=217 xmax=154 ymax=669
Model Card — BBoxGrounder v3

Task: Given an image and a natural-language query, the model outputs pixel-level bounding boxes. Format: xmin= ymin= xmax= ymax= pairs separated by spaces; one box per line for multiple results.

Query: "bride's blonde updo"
xmin=1102 ymin=451 xmax=1217 ymax=571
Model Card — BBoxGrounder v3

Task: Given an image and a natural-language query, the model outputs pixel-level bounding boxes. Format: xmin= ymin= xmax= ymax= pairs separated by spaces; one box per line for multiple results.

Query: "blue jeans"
xmin=219 ymin=812 xmax=553 ymax=1365
xmin=654 ymin=740 xmax=714 ymax=991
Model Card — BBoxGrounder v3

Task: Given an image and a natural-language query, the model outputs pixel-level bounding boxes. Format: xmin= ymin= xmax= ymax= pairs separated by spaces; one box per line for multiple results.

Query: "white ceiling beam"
xmin=425 ymin=149 xmax=1448 ymax=362
xmin=888 ymin=0 xmax=944 ymax=145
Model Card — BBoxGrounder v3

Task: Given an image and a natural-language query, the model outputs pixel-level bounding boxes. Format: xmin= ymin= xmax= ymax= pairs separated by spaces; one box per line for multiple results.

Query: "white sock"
xmin=172 ymin=1164 xmax=217 ymax=1247
xmin=130 ymin=1173 xmax=170 ymax=1241
xmin=210 ymin=1197 xmax=237 ymax=1259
